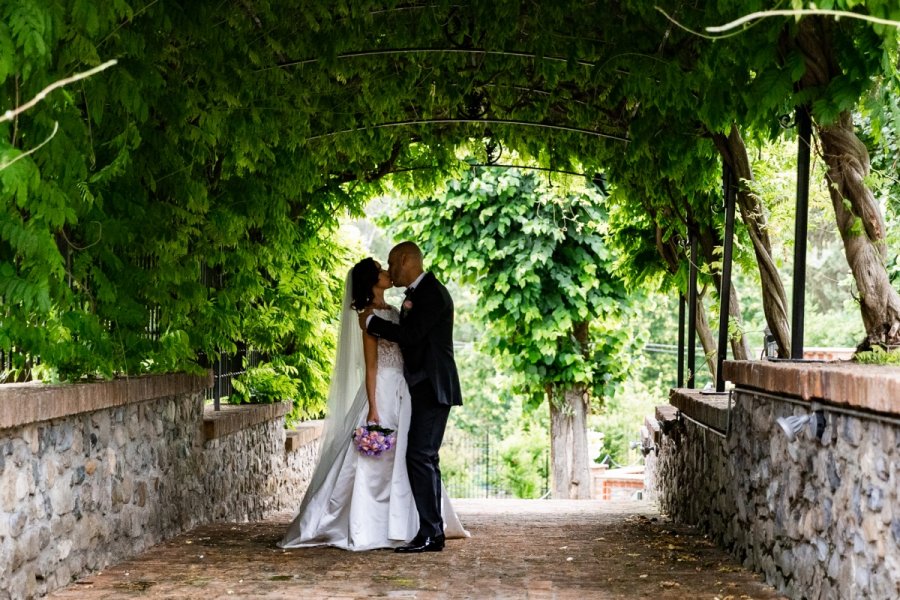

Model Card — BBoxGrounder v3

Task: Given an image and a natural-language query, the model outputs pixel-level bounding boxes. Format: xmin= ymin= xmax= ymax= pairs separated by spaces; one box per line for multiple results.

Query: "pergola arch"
xmin=5 ymin=0 xmax=898 ymax=403
xmin=256 ymin=3 xmax=771 ymax=389
xmin=253 ymin=2 xmax=896 ymax=385
xmin=3 ymin=3 xmax=899 ymax=596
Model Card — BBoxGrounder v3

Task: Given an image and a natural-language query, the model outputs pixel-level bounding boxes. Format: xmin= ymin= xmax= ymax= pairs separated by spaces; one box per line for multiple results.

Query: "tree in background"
xmin=389 ymin=166 xmax=629 ymax=499
xmin=344 ymin=211 xmax=548 ymax=497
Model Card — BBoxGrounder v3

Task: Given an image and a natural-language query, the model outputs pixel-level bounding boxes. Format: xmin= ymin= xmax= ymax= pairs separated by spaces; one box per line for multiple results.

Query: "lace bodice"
xmin=372 ymin=307 xmax=403 ymax=370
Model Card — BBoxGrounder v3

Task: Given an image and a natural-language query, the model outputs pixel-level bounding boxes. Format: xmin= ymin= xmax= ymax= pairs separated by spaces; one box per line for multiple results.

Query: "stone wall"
xmin=279 ymin=422 xmax=322 ymax=512
xmin=199 ymin=404 xmax=319 ymax=523
xmin=648 ymin=362 xmax=900 ymax=600
xmin=0 ymin=375 xmax=321 ymax=599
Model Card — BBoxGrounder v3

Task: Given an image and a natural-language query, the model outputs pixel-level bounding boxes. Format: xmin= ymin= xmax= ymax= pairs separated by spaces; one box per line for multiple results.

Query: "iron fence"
xmin=442 ymin=427 xmax=550 ymax=499
xmin=202 ymin=344 xmax=261 ymax=410
xmin=198 ymin=262 xmax=262 ymax=410
xmin=0 ymin=259 xmax=255 ymax=404
xmin=0 ymin=348 xmax=28 ymax=383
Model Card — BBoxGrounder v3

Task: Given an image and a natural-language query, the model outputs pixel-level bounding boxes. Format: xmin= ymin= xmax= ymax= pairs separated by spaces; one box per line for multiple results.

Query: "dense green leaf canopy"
xmin=2 ymin=0 xmax=899 ymax=389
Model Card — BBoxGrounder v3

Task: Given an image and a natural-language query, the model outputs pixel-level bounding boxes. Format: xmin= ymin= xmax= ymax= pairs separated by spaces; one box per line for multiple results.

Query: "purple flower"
xmin=352 ymin=425 xmax=397 ymax=456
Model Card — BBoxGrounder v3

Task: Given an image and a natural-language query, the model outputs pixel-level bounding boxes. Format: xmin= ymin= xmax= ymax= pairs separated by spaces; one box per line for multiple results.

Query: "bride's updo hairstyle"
xmin=350 ymin=257 xmax=379 ymax=311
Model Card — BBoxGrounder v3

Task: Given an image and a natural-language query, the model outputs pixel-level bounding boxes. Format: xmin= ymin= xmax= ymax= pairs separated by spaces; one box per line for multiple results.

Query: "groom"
xmin=360 ymin=241 xmax=462 ymax=553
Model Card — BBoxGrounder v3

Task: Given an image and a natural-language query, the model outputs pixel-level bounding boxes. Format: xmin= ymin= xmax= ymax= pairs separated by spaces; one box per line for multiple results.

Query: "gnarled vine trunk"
xmin=694 ymin=222 xmax=752 ymax=361
xmin=791 ymin=17 xmax=900 ymax=348
xmin=656 ymin=228 xmax=719 ymax=380
xmin=694 ymin=285 xmax=719 ymax=379
xmin=817 ymin=113 xmax=900 ymax=347
xmin=713 ymin=126 xmax=792 ymax=357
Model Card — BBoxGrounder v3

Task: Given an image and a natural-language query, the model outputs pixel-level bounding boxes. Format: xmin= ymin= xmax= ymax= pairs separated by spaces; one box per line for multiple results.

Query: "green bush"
xmin=229 ymin=359 xmax=328 ymax=425
xmin=440 ymin=439 xmax=478 ymax=499
xmin=854 ymin=346 xmax=900 ymax=366
xmin=496 ymin=428 xmax=549 ymax=499
xmin=230 ymin=362 xmax=299 ymax=405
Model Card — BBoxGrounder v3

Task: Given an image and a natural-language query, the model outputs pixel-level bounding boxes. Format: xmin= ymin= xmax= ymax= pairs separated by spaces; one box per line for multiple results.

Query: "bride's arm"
xmin=362 ymin=329 xmax=380 ymax=425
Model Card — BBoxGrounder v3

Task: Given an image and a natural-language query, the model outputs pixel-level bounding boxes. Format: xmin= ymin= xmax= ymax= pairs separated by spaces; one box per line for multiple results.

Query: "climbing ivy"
xmin=3 ymin=1 xmax=900 ymax=393
xmin=0 ymin=0 xmax=353 ymax=413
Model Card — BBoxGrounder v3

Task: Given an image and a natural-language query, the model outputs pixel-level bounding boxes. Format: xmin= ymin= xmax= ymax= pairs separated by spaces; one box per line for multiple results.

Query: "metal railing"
xmin=203 ymin=345 xmax=261 ymax=410
xmin=442 ymin=428 xmax=550 ymax=499
xmin=0 ymin=259 xmax=256 ymax=406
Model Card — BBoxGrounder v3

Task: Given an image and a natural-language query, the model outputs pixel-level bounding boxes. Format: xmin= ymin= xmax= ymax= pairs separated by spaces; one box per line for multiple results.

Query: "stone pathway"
xmin=50 ymin=499 xmax=784 ymax=599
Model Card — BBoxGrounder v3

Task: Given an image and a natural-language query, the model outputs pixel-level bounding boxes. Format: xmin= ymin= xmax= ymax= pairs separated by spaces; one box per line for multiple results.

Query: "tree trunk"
xmin=725 ymin=280 xmax=752 ymax=360
xmin=694 ymin=221 xmax=753 ymax=360
xmin=548 ymin=384 xmax=592 ymax=499
xmin=817 ymin=113 xmax=900 ymax=347
xmin=653 ymin=171 xmax=752 ymax=362
xmin=695 ymin=286 xmax=718 ymax=379
xmin=548 ymin=320 xmax=592 ymax=499
xmin=713 ymin=126 xmax=792 ymax=357
xmin=790 ymin=17 xmax=900 ymax=348
xmin=655 ymin=229 xmax=718 ymax=380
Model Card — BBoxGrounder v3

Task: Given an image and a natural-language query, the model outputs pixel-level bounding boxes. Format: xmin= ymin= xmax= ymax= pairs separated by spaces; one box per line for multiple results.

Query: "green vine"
xmin=2 ymin=0 xmax=899 ymax=397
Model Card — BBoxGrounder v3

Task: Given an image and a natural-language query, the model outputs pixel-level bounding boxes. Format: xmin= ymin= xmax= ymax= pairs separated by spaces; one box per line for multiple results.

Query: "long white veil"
xmin=281 ymin=268 xmax=471 ymax=546
xmin=293 ymin=269 xmax=369 ymax=517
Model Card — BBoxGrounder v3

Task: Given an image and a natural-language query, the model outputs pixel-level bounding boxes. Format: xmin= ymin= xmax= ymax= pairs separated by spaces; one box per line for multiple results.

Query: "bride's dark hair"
xmin=350 ymin=257 xmax=380 ymax=311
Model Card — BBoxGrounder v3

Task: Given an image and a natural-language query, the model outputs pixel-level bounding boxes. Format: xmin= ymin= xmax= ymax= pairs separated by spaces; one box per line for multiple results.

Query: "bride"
xmin=279 ymin=257 xmax=468 ymax=551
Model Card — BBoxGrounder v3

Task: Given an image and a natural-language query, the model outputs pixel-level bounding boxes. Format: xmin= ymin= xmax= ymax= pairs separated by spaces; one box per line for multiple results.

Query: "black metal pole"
xmin=543 ymin=447 xmax=549 ymax=498
xmin=484 ymin=432 xmax=490 ymax=498
xmin=214 ymin=355 xmax=222 ymax=411
xmin=716 ymin=165 xmax=737 ymax=392
xmin=792 ymin=107 xmax=812 ymax=359
xmin=677 ymin=293 xmax=686 ymax=388
xmin=687 ymin=235 xmax=698 ymax=389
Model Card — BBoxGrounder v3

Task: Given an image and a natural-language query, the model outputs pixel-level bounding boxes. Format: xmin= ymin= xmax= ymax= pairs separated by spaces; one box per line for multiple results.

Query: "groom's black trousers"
xmin=406 ymin=379 xmax=451 ymax=539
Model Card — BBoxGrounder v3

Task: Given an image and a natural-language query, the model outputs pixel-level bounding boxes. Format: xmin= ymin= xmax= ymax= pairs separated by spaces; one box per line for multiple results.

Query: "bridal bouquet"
xmin=352 ymin=425 xmax=397 ymax=457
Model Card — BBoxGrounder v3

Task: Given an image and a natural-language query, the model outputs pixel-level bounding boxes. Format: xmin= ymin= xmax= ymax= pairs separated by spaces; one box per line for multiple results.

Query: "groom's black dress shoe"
xmin=395 ymin=533 xmax=445 ymax=553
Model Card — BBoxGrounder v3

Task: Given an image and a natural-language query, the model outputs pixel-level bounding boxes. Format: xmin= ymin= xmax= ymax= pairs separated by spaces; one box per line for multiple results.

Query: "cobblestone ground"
xmin=50 ymin=499 xmax=784 ymax=599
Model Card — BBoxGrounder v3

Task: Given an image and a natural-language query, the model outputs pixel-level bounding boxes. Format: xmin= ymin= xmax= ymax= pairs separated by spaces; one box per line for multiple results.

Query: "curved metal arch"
xmin=267 ymin=48 xmax=629 ymax=73
xmin=305 ymin=118 xmax=630 ymax=143
xmin=363 ymin=3 xmax=469 ymax=18
xmin=386 ymin=162 xmax=599 ymax=180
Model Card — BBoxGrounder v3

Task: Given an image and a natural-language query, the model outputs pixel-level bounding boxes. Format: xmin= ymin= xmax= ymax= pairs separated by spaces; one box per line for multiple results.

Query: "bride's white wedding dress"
xmin=279 ymin=306 xmax=468 ymax=551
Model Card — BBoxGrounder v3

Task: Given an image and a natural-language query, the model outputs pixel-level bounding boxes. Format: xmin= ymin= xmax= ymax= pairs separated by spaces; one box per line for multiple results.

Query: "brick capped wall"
xmin=647 ymin=362 xmax=900 ymax=600
xmin=0 ymin=375 xmax=320 ymax=599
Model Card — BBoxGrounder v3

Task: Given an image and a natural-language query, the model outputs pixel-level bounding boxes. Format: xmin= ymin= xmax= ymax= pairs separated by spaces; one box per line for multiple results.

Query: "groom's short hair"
xmin=392 ymin=241 xmax=423 ymax=263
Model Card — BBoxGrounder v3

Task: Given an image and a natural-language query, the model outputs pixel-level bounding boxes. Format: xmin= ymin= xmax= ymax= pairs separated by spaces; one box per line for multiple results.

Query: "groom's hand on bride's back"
xmin=358 ymin=308 xmax=373 ymax=330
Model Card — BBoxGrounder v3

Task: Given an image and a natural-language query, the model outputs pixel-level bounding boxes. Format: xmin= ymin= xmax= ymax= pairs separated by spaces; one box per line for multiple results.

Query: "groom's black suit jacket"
xmin=367 ymin=272 xmax=462 ymax=407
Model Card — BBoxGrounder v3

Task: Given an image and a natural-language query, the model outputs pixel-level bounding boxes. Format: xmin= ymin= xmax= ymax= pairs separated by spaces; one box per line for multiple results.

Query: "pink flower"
xmin=402 ymin=299 xmax=413 ymax=311
xmin=352 ymin=425 xmax=397 ymax=457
